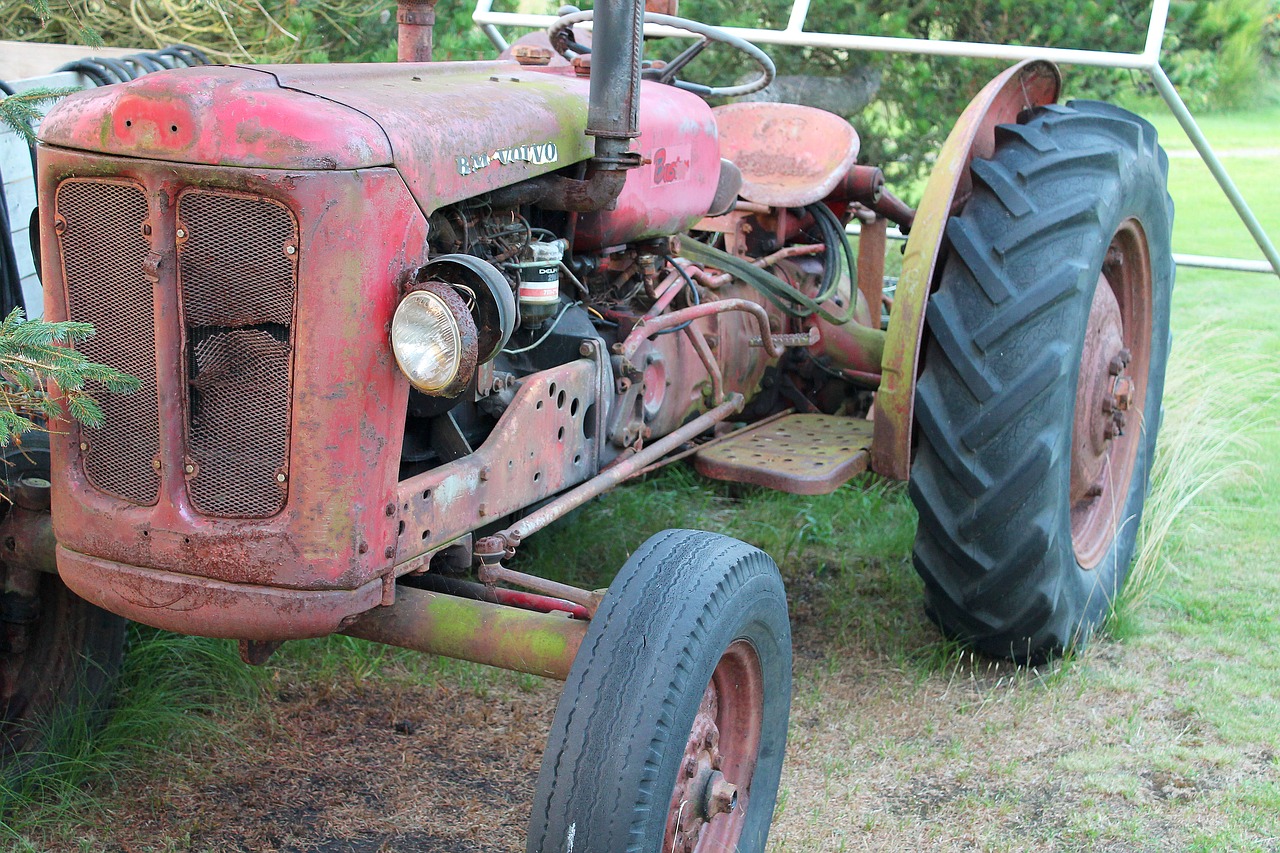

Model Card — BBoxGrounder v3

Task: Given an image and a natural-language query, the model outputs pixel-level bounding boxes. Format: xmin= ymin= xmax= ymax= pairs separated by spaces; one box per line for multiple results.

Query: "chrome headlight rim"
xmin=390 ymin=283 xmax=478 ymax=398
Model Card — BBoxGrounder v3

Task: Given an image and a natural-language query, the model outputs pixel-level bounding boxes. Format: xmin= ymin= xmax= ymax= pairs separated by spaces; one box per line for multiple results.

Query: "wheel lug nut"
xmin=1108 ymin=348 xmax=1133 ymax=376
xmin=1112 ymin=375 xmax=1135 ymax=411
xmin=703 ymin=771 xmax=738 ymax=818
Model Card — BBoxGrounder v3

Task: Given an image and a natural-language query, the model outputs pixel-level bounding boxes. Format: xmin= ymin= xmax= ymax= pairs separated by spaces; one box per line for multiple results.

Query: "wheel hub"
xmin=1070 ymin=281 xmax=1126 ymax=497
xmin=1069 ymin=220 xmax=1153 ymax=568
xmin=664 ymin=640 xmax=762 ymax=853
xmin=669 ymin=685 xmax=729 ymax=852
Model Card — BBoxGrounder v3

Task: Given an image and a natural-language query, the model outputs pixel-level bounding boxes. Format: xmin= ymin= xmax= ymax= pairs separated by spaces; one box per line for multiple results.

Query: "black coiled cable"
xmin=53 ymin=43 xmax=211 ymax=85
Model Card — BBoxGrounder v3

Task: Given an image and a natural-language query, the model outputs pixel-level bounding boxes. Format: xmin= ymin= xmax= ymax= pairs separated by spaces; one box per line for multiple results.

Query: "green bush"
xmin=0 ymin=0 xmax=493 ymax=63
xmin=1157 ymin=0 xmax=1273 ymax=109
xmin=3 ymin=0 xmax=1272 ymax=190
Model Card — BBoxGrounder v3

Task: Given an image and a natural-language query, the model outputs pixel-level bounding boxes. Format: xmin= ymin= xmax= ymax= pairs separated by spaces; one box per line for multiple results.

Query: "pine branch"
xmin=0 ymin=87 xmax=78 ymax=145
xmin=27 ymin=0 xmax=52 ymax=24
xmin=0 ymin=309 xmax=139 ymax=446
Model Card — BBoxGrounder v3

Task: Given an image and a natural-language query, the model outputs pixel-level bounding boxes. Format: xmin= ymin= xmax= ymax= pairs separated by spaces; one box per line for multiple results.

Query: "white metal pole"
xmin=470 ymin=2 xmax=1280 ymax=280
xmin=785 ymin=0 xmax=812 ymax=33
xmin=1140 ymin=0 xmax=1173 ymax=65
xmin=472 ymin=0 xmax=509 ymax=51
xmin=1149 ymin=64 xmax=1280 ymax=277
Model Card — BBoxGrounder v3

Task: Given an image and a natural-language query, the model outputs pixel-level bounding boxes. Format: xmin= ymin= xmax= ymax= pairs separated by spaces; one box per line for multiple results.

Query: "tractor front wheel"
xmin=909 ymin=101 xmax=1174 ymax=661
xmin=526 ymin=529 xmax=791 ymax=853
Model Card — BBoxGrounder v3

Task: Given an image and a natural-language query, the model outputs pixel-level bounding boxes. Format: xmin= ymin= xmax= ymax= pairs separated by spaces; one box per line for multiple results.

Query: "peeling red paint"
xmin=40 ymin=67 xmax=393 ymax=170
xmin=40 ymin=148 xmax=423 ymax=623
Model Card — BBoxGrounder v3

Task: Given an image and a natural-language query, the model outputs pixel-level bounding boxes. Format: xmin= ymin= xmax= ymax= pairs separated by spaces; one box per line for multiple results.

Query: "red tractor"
xmin=6 ymin=1 xmax=1172 ymax=849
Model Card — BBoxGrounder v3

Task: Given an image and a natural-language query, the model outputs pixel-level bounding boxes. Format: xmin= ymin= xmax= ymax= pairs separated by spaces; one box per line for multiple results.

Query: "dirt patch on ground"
xmin=89 ymin=678 xmax=559 ymax=853
xmin=43 ymin=579 xmax=1279 ymax=852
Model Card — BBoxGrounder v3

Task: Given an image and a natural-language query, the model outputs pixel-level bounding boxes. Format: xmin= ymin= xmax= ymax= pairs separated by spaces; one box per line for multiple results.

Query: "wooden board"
xmin=0 ymin=40 xmax=141 ymax=81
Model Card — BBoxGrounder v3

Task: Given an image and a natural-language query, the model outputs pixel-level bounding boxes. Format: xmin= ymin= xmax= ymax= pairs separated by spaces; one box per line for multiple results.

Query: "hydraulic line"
xmin=654 ymin=256 xmax=700 ymax=336
xmin=678 ymin=237 xmax=855 ymax=326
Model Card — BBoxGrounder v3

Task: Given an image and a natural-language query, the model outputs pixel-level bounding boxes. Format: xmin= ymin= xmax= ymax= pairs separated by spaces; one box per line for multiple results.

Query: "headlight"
xmin=391 ymin=287 xmax=474 ymax=396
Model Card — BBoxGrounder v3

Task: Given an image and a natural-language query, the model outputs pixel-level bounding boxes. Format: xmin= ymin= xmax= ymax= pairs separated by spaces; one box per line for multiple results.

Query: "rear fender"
xmin=871 ymin=60 xmax=1060 ymax=480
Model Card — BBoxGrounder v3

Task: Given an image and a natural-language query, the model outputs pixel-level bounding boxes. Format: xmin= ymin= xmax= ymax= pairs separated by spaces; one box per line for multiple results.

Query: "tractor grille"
xmin=55 ymin=179 xmax=160 ymax=505
xmin=54 ymin=179 xmax=298 ymax=518
xmin=177 ymin=191 xmax=297 ymax=518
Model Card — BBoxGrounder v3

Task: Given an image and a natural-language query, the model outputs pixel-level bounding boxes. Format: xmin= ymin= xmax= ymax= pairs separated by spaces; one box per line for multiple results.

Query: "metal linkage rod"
xmin=495 ymin=393 xmax=745 ymax=547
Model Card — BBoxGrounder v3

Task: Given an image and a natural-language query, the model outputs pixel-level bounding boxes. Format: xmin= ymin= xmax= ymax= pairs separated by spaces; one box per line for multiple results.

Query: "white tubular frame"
xmin=473 ymin=0 xmax=1279 ymax=278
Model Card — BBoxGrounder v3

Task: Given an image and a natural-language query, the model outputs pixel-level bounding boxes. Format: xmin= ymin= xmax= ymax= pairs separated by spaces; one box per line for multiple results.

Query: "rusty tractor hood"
xmin=39 ymin=61 xmax=597 ymax=213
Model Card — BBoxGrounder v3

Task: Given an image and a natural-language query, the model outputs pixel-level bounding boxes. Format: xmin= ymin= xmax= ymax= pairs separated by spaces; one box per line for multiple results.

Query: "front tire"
xmin=526 ymin=529 xmax=791 ymax=853
xmin=1 ymin=433 xmax=127 ymax=777
xmin=909 ymin=101 xmax=1174 ymax=660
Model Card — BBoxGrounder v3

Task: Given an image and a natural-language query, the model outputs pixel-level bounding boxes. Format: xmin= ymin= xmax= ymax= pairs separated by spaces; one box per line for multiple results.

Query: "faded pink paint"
xmin=39 ymin=66 xmax=393 ymax=170
xmin=41 ymin=148 xmax=423 ymax=617
xmin=712 ymin=103 xmax=859 ymax=208
xmin=575 ymin=81 xmax=721 ymax=249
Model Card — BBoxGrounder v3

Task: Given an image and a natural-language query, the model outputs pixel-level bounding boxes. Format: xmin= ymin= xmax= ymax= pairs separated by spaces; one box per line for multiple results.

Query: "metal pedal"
xmin=693 ymin=414 xmax=873 ymax=495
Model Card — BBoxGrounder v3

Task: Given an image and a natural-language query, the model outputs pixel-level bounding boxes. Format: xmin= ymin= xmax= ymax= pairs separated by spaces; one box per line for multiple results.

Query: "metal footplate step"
xmin=693 ymin=414 xmax=874 ymax=495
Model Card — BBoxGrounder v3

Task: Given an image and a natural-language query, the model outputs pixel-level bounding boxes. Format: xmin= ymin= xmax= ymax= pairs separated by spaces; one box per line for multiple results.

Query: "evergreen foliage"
xmin=0 ymin=309 xmax=140 ymax=448
xmin=0 ymin=88 xmax=77 ymax=145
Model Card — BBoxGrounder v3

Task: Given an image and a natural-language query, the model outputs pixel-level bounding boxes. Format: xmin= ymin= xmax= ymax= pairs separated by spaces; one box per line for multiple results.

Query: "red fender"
xmin=871 ymin=60 xmax=1061 ymax=480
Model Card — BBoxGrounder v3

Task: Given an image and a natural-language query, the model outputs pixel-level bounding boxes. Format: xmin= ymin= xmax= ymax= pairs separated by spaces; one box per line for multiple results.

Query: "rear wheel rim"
xmin=664 ymin=639 xmax=764 ymax=853
xmin=1070 ymin=218 xmax=1153 ymax=568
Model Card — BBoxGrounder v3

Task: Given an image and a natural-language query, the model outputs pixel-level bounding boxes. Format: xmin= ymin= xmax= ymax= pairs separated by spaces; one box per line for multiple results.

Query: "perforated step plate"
xmin=694 ymin=414 xmax=873 ymax=495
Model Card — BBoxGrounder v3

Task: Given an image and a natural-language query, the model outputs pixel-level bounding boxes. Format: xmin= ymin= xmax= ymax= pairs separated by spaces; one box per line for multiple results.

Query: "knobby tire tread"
xmin=909 ymin=100 xmax=1174 ymax=661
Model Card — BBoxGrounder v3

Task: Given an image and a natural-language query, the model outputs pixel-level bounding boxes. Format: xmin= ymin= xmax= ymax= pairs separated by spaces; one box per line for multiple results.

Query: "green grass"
xmin=1144 ymin=103 xmax=1280 ymax=153
xmin=1043 ymin=96 xmax=1280 ymax=849
xmin=1140 ymin=104 xmax=1280 ymax=263
xmin=0 ymin=627 xmax=262 ymax=847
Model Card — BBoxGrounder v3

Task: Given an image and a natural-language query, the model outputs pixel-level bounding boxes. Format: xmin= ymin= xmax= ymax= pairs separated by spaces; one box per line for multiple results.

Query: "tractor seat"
xmin=712 ymin=102 xmax=860 ymax=208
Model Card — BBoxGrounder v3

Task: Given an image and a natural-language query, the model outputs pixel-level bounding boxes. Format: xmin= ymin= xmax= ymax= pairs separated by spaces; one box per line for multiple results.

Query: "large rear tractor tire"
xmin=1 ymin=434 xmax=127 ymax=777
xmin=909 ymin=101 xmax=1174 ymax=661
xmin=526 ymin=529 xmax=791 ymax=853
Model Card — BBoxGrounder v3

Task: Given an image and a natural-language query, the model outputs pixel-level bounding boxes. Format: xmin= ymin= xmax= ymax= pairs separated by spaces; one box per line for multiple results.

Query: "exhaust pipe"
xmin=585 ymin=0 xmax=644 ymax=171
xmin=397 ymin=0 xmax=437 ymax=62
xmin=520 ymin=0 xmax=644 ymax=212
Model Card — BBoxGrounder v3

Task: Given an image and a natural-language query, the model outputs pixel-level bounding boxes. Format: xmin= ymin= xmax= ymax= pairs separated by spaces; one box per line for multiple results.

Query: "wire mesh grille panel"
xmin=56 ymin=179 xmax=160 ymax=505
xmin=178 ymin=191 xmax=297 ymax=518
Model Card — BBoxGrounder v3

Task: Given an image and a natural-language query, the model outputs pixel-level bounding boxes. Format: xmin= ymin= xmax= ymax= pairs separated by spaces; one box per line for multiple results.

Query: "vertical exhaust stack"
xmin=485 ymin=0 xmax=648 ymax=213
xmin=397 ymin=0 xmax=438 ymax=62
xmin=585 ymin=0 xmax=645 ymax=173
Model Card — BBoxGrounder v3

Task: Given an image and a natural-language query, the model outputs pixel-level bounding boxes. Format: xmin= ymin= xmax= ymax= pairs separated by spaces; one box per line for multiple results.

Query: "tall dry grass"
xmin=1117 ymin=326 xmax=1279 ymax=619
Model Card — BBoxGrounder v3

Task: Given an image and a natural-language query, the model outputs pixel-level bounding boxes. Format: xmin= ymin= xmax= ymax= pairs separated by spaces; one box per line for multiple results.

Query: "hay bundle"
xmin=2 ymin=0 xmax=394 ymax=64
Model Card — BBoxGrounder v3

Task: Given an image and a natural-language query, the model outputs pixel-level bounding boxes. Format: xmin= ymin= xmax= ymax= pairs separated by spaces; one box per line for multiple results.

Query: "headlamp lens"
xmin=391 ymin=290 xmax=463 ymax=394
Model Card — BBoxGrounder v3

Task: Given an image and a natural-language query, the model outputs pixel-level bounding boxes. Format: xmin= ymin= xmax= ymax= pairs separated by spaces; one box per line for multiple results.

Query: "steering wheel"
xmin=547 ymin=10 xmax=776 ymax=98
